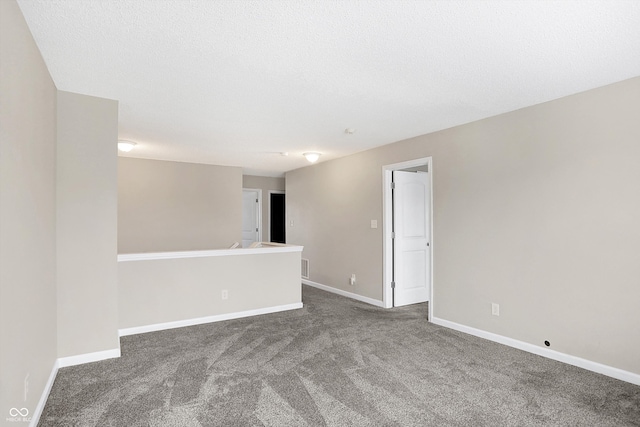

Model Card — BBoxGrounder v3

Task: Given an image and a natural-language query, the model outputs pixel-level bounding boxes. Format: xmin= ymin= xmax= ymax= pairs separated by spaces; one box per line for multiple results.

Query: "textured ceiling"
xmin=17 ymin=0 xmax=640 ymax=176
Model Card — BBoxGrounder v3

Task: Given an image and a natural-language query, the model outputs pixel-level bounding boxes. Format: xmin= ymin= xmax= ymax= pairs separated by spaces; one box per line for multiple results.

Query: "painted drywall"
xmin=118 ymin=250 xmax=301 ymax=329
xmin=0 ymin=0 xmax=57 ymax=416
xmin=57 ymin=91 xmax=120 ymax=358
xmin=243 ymin=175 xmax=286 ymax=242
xmin=286 ymin=77 xmax=640 ymax=375
xmin=118 ymin=158 xmax=242 ymax=253
xmin=287 ymin=153 xmax=384 ymax=295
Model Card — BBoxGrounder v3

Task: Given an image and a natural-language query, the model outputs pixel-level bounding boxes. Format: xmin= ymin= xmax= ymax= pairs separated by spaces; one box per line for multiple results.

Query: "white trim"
xmin=302 ymin=279 xmax=384 ymax=308
xmin=29 ymin=359 xmax=59 ymax=427
xmin=267 ymin=190 xmax=286 ymax=243
xmin=30 ymin=349 xmax=121 ymax=425
xmin=118 ymin=302 xmax=303 ymax=337
xmin=382 ymin=157 xmax=433 ymax=316
xmin=428 ymin=160 xmax=434 ymax=321
xmin=57 ymin=348 xmax=121 ymax=368
xmin=118 ymin=244 xmax=303 ymax=262
xmin=29 ymin=302 xmax=302 ymax=424
xmin=431 ymin=316 xmax=640 ymax=386
xmin=382 ymin=169 xmax=393 ymax=309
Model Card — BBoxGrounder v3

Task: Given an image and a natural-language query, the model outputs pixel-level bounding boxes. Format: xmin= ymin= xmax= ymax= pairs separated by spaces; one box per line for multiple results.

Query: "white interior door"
xmin=242 ymin=190 xmax=260 ymax=248
xmin=393 ymin=171 xmax=430 ymax=306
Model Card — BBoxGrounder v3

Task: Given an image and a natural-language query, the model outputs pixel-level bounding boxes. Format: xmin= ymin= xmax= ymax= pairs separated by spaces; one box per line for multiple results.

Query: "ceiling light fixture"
xmin=118 ymin=140 xmax=137 ymax=152
xmin=345 ymin=128 xmax=356 ymax=134
xmin=303 ymin=152 xmax=321 ymax=163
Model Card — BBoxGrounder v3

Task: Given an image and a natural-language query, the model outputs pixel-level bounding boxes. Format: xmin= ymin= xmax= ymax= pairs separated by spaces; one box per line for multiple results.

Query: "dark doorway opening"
xmin=270 ymin=193 xmax=286 ymax=243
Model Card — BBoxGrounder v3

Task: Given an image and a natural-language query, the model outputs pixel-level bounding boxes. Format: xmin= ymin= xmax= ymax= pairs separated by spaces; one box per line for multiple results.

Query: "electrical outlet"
xmin=491 ymin=303 xmax=499 ymax=316
xmin=350 ymin=274 xmax=356 ymax=286
xmin=222 ymin=290 xmax=228 ymax=300
xmin=370 ymin=220 xmax=378 ymax=229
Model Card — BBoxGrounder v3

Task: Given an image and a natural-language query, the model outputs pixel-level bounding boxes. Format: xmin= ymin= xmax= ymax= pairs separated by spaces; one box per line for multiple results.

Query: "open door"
xmin=242 ymin=189 xmax=261 ymax=248
xmin=392 ymin=170 xmax=431 ymax=307
xmin=269 ymin=192 xmax=286 ymax=244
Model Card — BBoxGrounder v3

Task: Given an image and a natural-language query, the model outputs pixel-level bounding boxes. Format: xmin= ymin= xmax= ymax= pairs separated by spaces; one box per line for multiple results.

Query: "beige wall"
xmin=119 ymin=158 xmax=242 ymax=253
xmin=243 ymin=175 xmax=286 ymax=242
xmin=287 ymin=152 xmax=384 ymax=294
xmin=57 ymin=91 xmax=120 ymax=358
xmin=286 ymin=77 xmax=640 ymax=375
xmin=119 ymin=251 xmax=301 ymax=329
xmin=0 ymin=0 xmax=58 ymax=416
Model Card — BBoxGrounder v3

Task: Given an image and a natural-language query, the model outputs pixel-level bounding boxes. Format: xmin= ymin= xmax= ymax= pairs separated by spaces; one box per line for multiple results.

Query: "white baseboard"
xmin=30 ymin=347 xmax=121 ymax=426
xmin=57 ymin=348 xmax=121 ymax=369
xmin=29 ymin=302 xmax=303 ymax=425
xmin=431 ymin=316 xmax=640 ymax=386
xmin=29 ymin=359 xmax=59 ymax=427
xmin=118 ymin=302 xmax=304 ymax=337
xmin=302 ymin=279 xmax=385 ymax=308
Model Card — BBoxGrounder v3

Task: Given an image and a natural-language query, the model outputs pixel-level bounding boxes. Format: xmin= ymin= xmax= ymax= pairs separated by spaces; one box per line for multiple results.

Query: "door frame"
xmin=242 ymin=188 xmax=263 ymax=244
xmin=268 ymin=190 xmax=285 ymax=243
xmin=382 ymin=157 xmax=433 ymax=319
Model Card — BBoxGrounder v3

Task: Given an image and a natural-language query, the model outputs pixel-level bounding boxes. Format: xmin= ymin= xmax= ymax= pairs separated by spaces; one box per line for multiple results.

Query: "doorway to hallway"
xmin=382 ymin=157 xmax=433 ymax=317
xmin=269 ymin=191 xmax=286 ymax=244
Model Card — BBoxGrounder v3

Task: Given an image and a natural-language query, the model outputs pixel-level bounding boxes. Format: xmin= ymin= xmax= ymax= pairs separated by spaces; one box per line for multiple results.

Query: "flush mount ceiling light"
xmin=118 ymin=140 xmax=137 ymax=152
xmin=344 ymin=128 xmax=356 ymax=134
xmin=303 ymin=152 xmax=321 ymax=163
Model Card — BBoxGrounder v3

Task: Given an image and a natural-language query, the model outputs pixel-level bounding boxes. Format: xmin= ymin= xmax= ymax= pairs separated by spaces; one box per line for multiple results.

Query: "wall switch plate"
xmin=370 ymin=220 xmax=378 ymax=229
xmin=491 ymin=303 xmax=499 ymax=316
xmin=290 ymin=220 xmax=294 ymax=227
xmin=222 ymin=290 xmax=228 ymax=300
xmin=350 ymin=274 xmax=356 ymax=285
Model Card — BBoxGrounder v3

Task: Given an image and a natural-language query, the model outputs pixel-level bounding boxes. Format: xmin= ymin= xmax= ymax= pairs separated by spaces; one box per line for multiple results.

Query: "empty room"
xmin=1 ymin=0 xmax=639 ymax=426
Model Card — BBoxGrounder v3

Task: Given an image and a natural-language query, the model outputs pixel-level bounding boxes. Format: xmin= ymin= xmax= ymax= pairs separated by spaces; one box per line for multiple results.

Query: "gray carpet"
xmin=40 ymin=285 xmax=639 ymax=426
